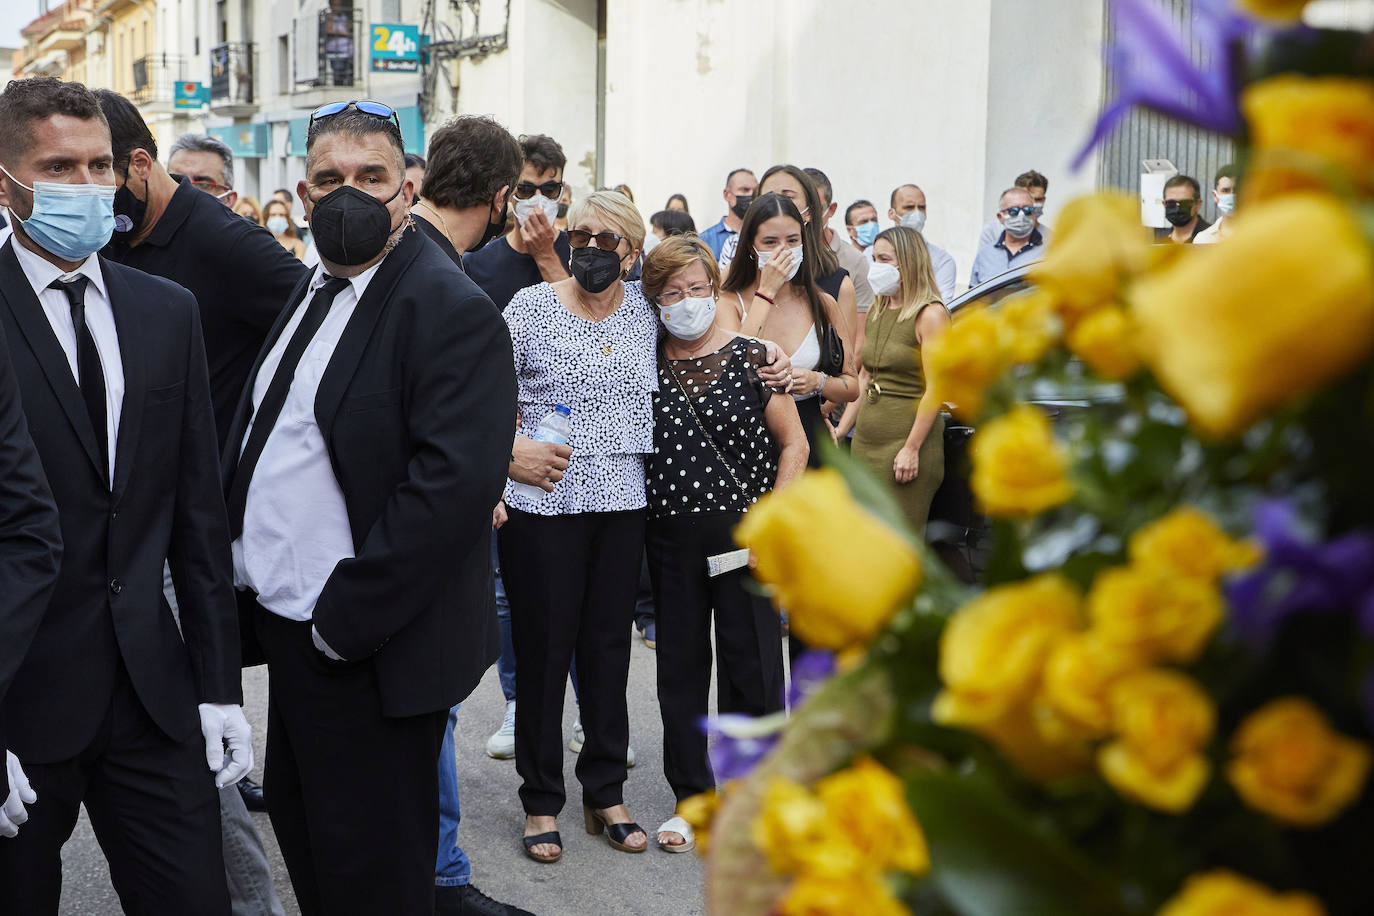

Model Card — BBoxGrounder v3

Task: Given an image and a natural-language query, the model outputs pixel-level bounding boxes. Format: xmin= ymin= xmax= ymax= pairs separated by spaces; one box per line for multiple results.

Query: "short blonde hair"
xmin=641 ymin=234 xmax=721 ymax=303
xmin=567 ymin=190 xmax=645 ymax=253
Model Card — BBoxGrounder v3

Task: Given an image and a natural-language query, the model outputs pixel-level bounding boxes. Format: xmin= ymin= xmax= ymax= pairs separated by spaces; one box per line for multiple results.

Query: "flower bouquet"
xmin=691 ymin=2 xmax=1374 ymax=913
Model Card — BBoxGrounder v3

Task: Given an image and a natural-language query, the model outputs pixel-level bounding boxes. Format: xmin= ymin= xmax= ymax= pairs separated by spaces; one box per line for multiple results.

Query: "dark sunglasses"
xmin=309 ymin=100 xmax=401 ymax=130
xmin=1163 ymin=199 xmax=1197 ymax=210
xmin=513 ymin=180 xmax=564 ymax=200
xmin=1001 ymin=205 xmax=1037 ymax=217
xmin=568 ymin=229 xmax=627 ymax=251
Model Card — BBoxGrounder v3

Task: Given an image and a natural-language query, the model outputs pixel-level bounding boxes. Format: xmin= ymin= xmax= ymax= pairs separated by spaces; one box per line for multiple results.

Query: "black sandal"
xmin=522 ymin=830 xmax=562 ymax=863
xmin=584 ymin=807 xmax=646 ymax=853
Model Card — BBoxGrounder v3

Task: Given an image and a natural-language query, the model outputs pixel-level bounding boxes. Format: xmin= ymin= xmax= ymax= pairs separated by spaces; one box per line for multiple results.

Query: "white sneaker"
xmin=486 ymin=700 xmax=516 ymax=759
xmin=568 ymin=718 xmax=635 ymax=767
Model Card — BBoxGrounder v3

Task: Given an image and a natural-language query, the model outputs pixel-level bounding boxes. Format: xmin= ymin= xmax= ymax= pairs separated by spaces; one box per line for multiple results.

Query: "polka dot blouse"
xmin=503 ymin=280 xmax=659 ymax=516
xmin=646 ymin=337 xmax=779 ymax=519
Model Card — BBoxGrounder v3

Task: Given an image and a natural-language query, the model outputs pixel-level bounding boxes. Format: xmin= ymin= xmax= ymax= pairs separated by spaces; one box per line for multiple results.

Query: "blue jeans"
xmin=494 ymin=535 xmax=517 ymax=703
xmin=435 ymin=704 xmax=472 ymax=887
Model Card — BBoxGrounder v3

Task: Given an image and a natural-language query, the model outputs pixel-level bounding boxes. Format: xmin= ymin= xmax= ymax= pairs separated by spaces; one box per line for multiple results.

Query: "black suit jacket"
xmin=0 ymin=240 xmax=242 ymax=766
xmin=224 ymin=226 xmax=516 ymax=718
xmin=0 ymin=325 xmax=62 ymax=794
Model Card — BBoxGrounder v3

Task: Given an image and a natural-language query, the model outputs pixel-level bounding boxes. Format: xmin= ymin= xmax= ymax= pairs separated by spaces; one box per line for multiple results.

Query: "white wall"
xmin=435 ymin=0 xmax=599 ymax=196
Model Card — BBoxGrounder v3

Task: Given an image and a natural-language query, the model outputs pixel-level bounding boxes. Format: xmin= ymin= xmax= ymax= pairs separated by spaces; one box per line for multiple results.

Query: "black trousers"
xmin=500 ymin=507 xmax=645 ymax=816
xmin=0 ymin=663 xmax=228 ymax=915
xmin=254 ymin=606 xmax=447 ymax=916
xmin=646 ymin=512 xmax=784 ymax=802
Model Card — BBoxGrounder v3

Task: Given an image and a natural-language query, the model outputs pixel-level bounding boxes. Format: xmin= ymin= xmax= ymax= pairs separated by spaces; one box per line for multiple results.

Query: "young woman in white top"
xmin=717 ymin=192 xmax=858 ymax=465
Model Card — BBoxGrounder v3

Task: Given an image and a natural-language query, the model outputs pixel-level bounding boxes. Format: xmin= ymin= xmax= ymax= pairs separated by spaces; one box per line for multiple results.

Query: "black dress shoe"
xmin=236 ymin=777 xmax=267 ymax=812
xmin=434 ymin=883 xmax=535 ymax=915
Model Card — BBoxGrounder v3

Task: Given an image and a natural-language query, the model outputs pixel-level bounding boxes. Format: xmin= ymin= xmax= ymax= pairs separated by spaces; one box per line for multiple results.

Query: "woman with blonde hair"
xmin=234 ymin=195 xmax=263 ymax=225
xmin=639 ymin=235 xmax=808 ymax=852
xmin=836 ymin=225 xmax=950 ymax=536
xmin=262 ymin=197 xmax=306 ymax=261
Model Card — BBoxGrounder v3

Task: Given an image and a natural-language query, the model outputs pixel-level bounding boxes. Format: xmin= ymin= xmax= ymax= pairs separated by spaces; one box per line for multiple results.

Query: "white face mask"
xmin=899 ymin=209 xmax=926 ymax=233
xmin=658 ymin=295 xmax=717 ymax=341
xmin=867 ymin=261 xmax=901 ymax=297
xmin=266 ymin=216 xmax=289 ymax=235
xmin=755 ymin=244 xmax=803 ymax=281
xmin=514 ymin=193 xmax=560 ymax=227
xmin=1216 ymin=192 xmax=1236 ymax=216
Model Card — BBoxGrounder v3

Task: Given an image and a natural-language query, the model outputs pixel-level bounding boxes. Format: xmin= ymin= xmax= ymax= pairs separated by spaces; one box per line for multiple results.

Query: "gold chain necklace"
xmin=415 ymin=202 xmax=457 ymax=250
xmin=573 ymin=287 xmax=621 ymax=356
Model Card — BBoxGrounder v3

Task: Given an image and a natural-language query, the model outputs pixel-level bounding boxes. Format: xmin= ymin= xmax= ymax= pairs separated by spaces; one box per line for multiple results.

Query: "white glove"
xmin=1 ymin=750 xmax=37 ymax=838
xmin=198 ymin=703 xmax=254 ymax=789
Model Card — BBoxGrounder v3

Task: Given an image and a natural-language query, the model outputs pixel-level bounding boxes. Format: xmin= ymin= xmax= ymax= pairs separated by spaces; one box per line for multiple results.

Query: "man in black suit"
xmin=0 ymin=328 xmax=63 ymax=839
xmin=0 ymin=77 xmax=250 ymax=914
xmin=223 ymin=102 xmax=516 ymax=915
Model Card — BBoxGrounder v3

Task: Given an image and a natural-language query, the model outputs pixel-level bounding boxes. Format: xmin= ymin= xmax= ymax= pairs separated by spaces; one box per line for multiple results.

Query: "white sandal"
xmin=655 ymin=815 xmax=696 ymax=853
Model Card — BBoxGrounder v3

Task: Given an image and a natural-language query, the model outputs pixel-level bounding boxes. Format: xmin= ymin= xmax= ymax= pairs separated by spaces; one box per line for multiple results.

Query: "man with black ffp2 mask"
xmin=1156 ymin=173 xmax=1212 ymax=244
xmin=222 ymin=101 xmax=516 ymax=915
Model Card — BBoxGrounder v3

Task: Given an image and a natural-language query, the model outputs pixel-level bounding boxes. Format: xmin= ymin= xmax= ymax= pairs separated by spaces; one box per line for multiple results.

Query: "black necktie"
xmin=227 ymin=276 xmax=351 ymax=538
xmin=49 ymin=276 xmax=108 ymax=481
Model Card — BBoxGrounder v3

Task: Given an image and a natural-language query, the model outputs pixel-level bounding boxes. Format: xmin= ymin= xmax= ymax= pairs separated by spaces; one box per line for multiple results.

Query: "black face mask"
xmin=556 ymin=202 xmax=569 ymax=219
xmin=570 ymin=246 xmax=624 ymax=294
xmin=731 ymin=194 xmax=753 ymax=219
xmin=473 ymin=194 xmax=507 ymax=252
xmin=111 ymin=175 xmax=149 ymax=244
xmin=1163 ymin=202 xmax=1196 ymax=227
xmin=309 ymin=183 xmax=403 ymax=265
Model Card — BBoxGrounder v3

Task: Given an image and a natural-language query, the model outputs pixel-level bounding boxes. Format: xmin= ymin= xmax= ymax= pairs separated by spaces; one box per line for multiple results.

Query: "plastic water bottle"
xmin=510 ymin=405 xmax=572 ymax=502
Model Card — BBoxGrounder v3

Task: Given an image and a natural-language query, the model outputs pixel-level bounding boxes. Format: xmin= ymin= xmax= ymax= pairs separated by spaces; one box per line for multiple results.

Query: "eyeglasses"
xmin=658 ymin=282 xmax=714 ymax=306
xmin=309 ymin=100 xmax=401 ymax=131
xmin=568 ymin=228 xmax=627 ymax=251
xmin=1001 ymin=205 xmax=1037 ymax=217
xmin=514 ymin=180 xmax=564 ymax=200
xmin=190 ymin=178 xmax=230 ymax=195
xmin=1163 ymin=199 xmax=1197 ymax=210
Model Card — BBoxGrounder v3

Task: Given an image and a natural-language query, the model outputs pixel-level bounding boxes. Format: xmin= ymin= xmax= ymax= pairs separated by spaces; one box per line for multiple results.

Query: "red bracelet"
xmin=754 ymin=290 xmax=775 ymax=305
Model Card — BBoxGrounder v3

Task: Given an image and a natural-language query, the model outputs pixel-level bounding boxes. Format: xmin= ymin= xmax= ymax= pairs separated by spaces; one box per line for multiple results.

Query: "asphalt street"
xmin=56 ymin=632 xmax=706 ymax=915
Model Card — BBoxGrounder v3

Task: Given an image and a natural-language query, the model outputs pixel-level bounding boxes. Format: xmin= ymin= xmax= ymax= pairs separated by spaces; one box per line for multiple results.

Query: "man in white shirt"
xmin=887 ymin=183 xmax=957 ymax=302
xmin=223 ymin=101 xmax=515 ymax=915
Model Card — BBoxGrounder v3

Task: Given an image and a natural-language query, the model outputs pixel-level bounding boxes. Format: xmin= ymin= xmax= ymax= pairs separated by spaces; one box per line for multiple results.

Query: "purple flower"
xmin=787 ymin=650 xmax=836 ymax=709
xmin=1227 ymin=499 xmax=1374 ymax=646
xmin=1075 ymin=0 xmax=1249 ymax=168
xmin=702 ymin=713 xmax=784 ymax=782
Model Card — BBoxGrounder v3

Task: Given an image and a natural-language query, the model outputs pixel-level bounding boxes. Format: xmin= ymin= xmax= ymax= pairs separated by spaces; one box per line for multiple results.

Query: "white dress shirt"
xmin=231 ymin=261 xmax=384 ymax=621
xmin=10 ymin=238 xmax=124 ymax=486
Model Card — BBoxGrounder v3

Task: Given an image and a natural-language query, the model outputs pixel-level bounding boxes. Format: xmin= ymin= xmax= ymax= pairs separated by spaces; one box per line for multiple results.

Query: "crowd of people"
xmin=0 ymin=71 xmax=1238 ymax=916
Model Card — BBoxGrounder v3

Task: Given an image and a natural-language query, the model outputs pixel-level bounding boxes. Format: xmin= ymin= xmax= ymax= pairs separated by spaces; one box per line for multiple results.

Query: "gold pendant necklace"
xmin=574 ymin=287 xmax=618 ymax=356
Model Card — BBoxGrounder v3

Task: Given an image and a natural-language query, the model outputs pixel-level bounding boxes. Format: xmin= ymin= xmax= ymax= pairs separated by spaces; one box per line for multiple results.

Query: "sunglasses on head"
xmin=568 ymin=229 xmax=627 ymax=251
xmin=309 ymin=100 xmax=401 ymax=131
xmin=513 ymin=180 xmax=564 ymax=200
xmin=1001 ymin=205 xmax=1037 ymax=217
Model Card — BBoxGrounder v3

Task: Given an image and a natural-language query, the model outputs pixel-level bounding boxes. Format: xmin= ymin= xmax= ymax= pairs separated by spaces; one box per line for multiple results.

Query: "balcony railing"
xmin=293 ymin=8 xmax=363 ymax=91
xmin=210 ymin=42 xmax=256 ymax=108
xmin=130 ymin=53 xmax=186 ymax=105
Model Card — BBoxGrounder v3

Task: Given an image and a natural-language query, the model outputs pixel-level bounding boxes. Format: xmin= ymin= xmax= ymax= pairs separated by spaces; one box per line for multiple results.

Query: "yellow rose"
xmin=928 ymin=307 xmax=1008 ymax=420
xmin=1130 ymin=193 xmax=1374 ymax=438
xmin=1243 ymin=76 xmax=1374 ymax=200
xmin=995 ymin=288 xmax=1059 ymax=365
xmin=778 ymin=872 xmax=910 ymax=916
xmin=1067 ymin=304 xmax=1141 ymax=381
xmin=1227 ymin=697 xmax=1372 ymax=828
xmin=676 ymin=789 xmax=720 ymax=856
xmin=1088 ymin=565 xmax=1223 ymax=664
xmin=736 ymin=469 xmax=921 ymax=651
xmin=933 ymin=574 xmax=1081 ymax=725
xmin=1038 ymin=632 xmax=1147 ymax=739
xmin=978 ymin=700 xmax=1095 ymax=782
xmin=1234 ymin=0 xmax=1312 ymax=21
xmin=969 ymin=404 xmax=1073 ymax=517
xmin=751 ymin=777 xmax=862 ymax=877
xmin=1032 ymin=193 xmax=1154 ymax=324
xmin=815 ymin=757 xmax=928 ymax=876
xmin=1099 ymin=669 xmax=1215 ymax=813
xmin=1158 ymin=870 xmax=1327 ymax=916
xmin=1129 ymin=507 xmax=1259 ymax=583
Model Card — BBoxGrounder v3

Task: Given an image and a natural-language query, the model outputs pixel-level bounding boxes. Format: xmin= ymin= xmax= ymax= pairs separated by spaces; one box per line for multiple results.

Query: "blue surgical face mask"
xmin=1216 ymin=192 xmax=1236 ymax=216
xmin=1 ymin=164 xmax=116 ymax=261
xmin=855 ymin=220 xmax=880 ymax=248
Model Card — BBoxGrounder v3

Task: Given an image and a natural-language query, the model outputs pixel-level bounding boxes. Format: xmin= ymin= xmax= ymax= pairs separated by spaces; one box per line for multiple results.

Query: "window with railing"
xmin=210 ymin=42 xmax=256 ymax=106
xmin=293 ymin=7 xmax=363 ymax=91
xmin=130 ymin=53 xmax=186 ymax=105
